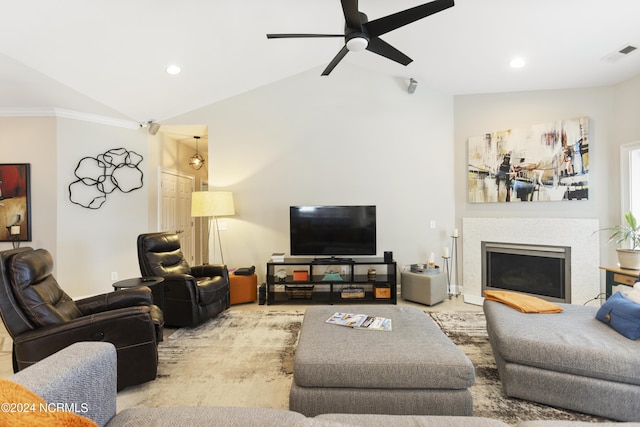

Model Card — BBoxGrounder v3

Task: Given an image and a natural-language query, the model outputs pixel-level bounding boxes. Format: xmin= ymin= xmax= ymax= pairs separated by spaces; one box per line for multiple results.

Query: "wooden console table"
xmin=599 ymin=266 xmax=640 ymax=298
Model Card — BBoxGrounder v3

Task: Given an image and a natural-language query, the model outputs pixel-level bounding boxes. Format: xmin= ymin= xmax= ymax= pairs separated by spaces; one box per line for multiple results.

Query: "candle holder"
xmin=449 ymin=234 xmax=460 ymax=297
xmin=441 ymin=255 xmax=452 ymax=297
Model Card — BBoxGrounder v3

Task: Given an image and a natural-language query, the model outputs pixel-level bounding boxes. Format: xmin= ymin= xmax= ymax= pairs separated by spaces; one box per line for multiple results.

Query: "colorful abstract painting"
xmin=0 ymin=164 xmax=31 ymax=242
xmin=468 ymin=117 xmax=589 ymax=203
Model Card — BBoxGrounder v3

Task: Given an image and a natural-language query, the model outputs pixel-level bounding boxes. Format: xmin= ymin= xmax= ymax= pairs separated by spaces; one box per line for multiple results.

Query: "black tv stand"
xmin=265 ymin=257 xmax=397 ymax=305
xmin=312 ymin=257 xmax=354 ymax=264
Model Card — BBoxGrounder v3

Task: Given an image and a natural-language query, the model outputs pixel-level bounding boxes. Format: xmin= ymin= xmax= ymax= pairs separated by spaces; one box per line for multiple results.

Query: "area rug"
xmin=117 ymin=309 xmax=608 ymax=425
xmin=427 ymin=312 xmax=607 ymax=425
xmin=117 ymin=310 xmax=304 ymax=411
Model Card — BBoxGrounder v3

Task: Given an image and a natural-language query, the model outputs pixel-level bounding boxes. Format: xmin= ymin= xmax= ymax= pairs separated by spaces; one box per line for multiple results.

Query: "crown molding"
xmin=0 ymin=107 xmax=140 ymax=129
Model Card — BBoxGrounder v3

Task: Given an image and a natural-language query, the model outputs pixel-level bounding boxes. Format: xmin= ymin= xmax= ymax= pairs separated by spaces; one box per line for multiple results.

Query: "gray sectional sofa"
xmin=7 ymin=341 xmax=640 ymax=426
xmin=484 ymin=299 xmax=640 ymax=422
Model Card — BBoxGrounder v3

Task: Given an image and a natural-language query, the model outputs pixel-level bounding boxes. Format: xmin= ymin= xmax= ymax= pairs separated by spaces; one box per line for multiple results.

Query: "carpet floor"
xmin=117 ymin=309 xmax=608 ymax=425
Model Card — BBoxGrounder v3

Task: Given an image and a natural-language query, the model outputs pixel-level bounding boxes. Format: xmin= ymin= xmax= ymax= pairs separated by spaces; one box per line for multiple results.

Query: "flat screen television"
xmin=289 ymin=205 xmax=376 ymax=257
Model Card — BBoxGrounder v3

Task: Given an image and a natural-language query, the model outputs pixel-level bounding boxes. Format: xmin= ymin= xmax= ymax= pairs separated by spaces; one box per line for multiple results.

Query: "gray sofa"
xmin=484 ymin=299 xmax=640 ymax=422
xmin=7 ymin=342 xmax=640 ymax=426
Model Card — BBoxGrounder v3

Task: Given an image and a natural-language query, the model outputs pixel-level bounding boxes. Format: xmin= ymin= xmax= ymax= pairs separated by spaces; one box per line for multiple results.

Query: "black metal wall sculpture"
xmin=69 ymin=148 xmax=144 ymax=209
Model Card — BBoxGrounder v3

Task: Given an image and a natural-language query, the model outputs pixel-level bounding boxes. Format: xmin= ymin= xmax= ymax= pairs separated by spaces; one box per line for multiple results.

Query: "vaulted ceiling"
xmin=1 ymin=0 xmax=639 ymax=124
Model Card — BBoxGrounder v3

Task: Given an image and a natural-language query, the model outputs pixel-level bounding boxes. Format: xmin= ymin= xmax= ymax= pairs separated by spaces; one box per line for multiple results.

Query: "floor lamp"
xmin=191 ymin=191 xmax=235 ymax=265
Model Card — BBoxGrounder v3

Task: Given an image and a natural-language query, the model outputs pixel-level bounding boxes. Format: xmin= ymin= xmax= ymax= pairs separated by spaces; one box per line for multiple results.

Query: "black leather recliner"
xmin=137 ymin=232 xmax=230 ymax=327
xmin=0 ymin=247 xmax=164 ymax=390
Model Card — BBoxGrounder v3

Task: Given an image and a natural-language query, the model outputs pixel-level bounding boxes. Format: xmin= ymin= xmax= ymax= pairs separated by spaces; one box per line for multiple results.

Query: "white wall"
xmin=0 ymin=116 xmax=153 ymax=298
xmin=56 ymin=118 xmax=149 ymax=297
xmin=454 ymin=79 xmax=640 ymax=294
xmin=0 ymin=115 xmax=155 ymax=297
xmin=454 ymin=86 xmax=617 ymax=268
xmin=613 ymin=75 xmax=640 ymax=145
xmin=613 ymin=75 xmax=640 ymax=218
xmin=0 ymin=117 xmax=57 ymax=259
xmin=167 ymin=64 xmax=456 ymax=282
xmin=4 ymin=71 xmax=639 ymax=299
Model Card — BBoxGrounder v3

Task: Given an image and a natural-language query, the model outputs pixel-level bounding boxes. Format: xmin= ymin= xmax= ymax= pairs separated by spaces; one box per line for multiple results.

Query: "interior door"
xmin=160 ymin=171 xmax=195 ymax=264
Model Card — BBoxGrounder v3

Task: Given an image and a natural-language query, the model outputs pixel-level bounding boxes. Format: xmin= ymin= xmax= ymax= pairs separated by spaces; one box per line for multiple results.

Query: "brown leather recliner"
xmin=137 ymin=232 xmax=230 ymax=327
xmin=0 ymin=247 xmax=164 ymax=390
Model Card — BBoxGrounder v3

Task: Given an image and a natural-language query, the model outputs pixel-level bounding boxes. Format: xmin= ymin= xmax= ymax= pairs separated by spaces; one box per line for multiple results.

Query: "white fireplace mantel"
xmin=462 ymin=217 xmax=600 ymax=305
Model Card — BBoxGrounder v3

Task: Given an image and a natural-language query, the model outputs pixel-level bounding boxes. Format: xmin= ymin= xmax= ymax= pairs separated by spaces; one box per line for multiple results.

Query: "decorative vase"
xmin=616 ymin=248 xmax=640 ymax=270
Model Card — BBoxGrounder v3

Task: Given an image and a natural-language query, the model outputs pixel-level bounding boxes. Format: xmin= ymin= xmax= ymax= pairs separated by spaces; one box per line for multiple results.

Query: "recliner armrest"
xmin=191 ymin=264 xmax=228 ymax=279
xmin=13 ymin=306 xmax=159 ymax=367
xmin=10 ymin=342 xmax=117 ymax=427
xmin=162 ymin=273 xmax=196 ymax=281
xmin=76 ymin=286 xmax=154 ymax=315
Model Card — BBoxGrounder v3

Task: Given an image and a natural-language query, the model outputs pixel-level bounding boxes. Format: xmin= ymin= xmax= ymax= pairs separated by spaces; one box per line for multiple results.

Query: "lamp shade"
xmin=191 ymin=191 xmax=235 ymax=217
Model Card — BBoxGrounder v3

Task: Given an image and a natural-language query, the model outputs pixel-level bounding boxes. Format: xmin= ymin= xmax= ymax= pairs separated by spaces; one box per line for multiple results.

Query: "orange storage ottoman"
xmin=229 ymin=273 xmax=258 ymax=305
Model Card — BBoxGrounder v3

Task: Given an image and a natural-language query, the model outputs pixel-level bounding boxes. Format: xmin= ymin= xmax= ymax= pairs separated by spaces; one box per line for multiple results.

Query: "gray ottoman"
xmin=401 ymin=271 xmax=448 ymax=305
xmin=289 ymin=305 xmax=475 ymax=417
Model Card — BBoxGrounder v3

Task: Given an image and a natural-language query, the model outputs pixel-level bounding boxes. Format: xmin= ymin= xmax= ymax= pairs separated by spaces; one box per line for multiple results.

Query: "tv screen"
xmin=289 ymin=205 xmax=376 ymax=256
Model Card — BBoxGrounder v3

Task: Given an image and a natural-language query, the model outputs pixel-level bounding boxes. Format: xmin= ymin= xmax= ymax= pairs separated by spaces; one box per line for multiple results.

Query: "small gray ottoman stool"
xmin=289 ymin=305 xmax=475 ymax=417
xmin=401 ymin=271 xmax=447 ymax=305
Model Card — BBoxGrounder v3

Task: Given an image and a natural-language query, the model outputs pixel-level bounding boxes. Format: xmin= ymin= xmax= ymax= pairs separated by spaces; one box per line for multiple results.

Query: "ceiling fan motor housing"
xmin=345 ymin=12 xmax=369 ymax=51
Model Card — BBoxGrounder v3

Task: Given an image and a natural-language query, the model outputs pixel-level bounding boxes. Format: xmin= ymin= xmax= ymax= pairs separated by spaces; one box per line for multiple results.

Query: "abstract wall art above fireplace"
xmin=467 ymin=116 xmax=589 ymax=203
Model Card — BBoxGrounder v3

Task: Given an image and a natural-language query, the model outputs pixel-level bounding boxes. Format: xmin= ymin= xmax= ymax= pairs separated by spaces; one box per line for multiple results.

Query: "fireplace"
xmin=481 ymin=241 xmax=571 ymax=303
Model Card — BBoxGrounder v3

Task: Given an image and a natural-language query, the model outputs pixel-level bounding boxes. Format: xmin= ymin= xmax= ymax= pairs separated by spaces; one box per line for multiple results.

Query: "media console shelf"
xmin=266 ymin=257 xmax=397 ymax=305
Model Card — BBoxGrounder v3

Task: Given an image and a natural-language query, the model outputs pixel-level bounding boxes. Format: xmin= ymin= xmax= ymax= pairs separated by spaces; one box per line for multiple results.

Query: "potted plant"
xmin=600 ymin=211 xmax=640 ymax=270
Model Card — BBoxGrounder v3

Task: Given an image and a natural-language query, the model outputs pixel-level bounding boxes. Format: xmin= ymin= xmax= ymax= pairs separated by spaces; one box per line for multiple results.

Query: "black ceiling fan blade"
xmin=365 ymin=0 xmax=454 ymax=38
xmin=321 ymin=46 xmax=350 ymax=76
xmin=341 ymin=0 xmax=362 ymax=31
xmin=267 ymin=33 xmax=344 ymax=39
xmin=366 ymin=37 xmax=412 ymax=66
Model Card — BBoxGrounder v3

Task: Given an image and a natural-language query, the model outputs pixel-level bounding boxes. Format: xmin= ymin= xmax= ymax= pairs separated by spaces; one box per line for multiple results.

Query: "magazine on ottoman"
xmin=325 ymin=312 xmax=392 ymax=331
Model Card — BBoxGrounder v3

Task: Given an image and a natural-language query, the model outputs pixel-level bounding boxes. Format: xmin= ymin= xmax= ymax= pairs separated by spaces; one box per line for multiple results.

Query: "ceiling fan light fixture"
xmin=346 ymin=37 xmax=368 ymax=52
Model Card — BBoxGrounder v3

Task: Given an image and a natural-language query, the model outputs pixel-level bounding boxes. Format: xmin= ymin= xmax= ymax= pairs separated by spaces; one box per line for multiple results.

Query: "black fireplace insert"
xmin=481 ymin=241 xmax=571 ymax=303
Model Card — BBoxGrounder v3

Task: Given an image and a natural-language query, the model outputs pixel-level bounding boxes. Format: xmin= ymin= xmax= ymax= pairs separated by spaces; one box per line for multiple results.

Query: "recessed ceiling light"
xmin=166 ymin=64 xmax=182 ymax=75
xmin=509 ymin=57 xmax=526 ymax=68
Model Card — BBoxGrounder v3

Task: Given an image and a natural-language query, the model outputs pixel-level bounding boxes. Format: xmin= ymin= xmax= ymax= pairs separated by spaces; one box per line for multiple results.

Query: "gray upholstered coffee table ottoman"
xmin=289 ymin=305 xmax=475 ymax=417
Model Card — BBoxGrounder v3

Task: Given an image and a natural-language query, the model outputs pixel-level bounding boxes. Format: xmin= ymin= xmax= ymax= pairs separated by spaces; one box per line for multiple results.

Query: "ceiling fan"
xmin=266 ymin=0 xmax=455 ymax=76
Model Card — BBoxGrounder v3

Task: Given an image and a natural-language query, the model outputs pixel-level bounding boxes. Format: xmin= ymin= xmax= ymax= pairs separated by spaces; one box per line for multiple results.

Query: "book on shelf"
xmin=271 ymin=252 xmax=285 ymax=262
xmin=325 ymin=312 xmax=392 ymax=331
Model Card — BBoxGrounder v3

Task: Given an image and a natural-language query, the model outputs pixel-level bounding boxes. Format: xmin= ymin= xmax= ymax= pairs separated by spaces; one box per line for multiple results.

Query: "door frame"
xmin=620 ymin=140 xmax=640 ymax=219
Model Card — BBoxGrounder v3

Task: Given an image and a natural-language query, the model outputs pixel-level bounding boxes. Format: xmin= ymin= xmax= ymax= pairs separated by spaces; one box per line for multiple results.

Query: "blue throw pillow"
xmin=596 ymin=292 xmax=640 ymax=340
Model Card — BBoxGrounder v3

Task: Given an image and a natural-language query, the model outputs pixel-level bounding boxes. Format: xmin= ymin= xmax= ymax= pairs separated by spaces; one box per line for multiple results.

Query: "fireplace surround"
xmin=462 ymin=217 xmax=600 ymax=305
xmin=482 ymin=241 xmax=571 ymax=303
